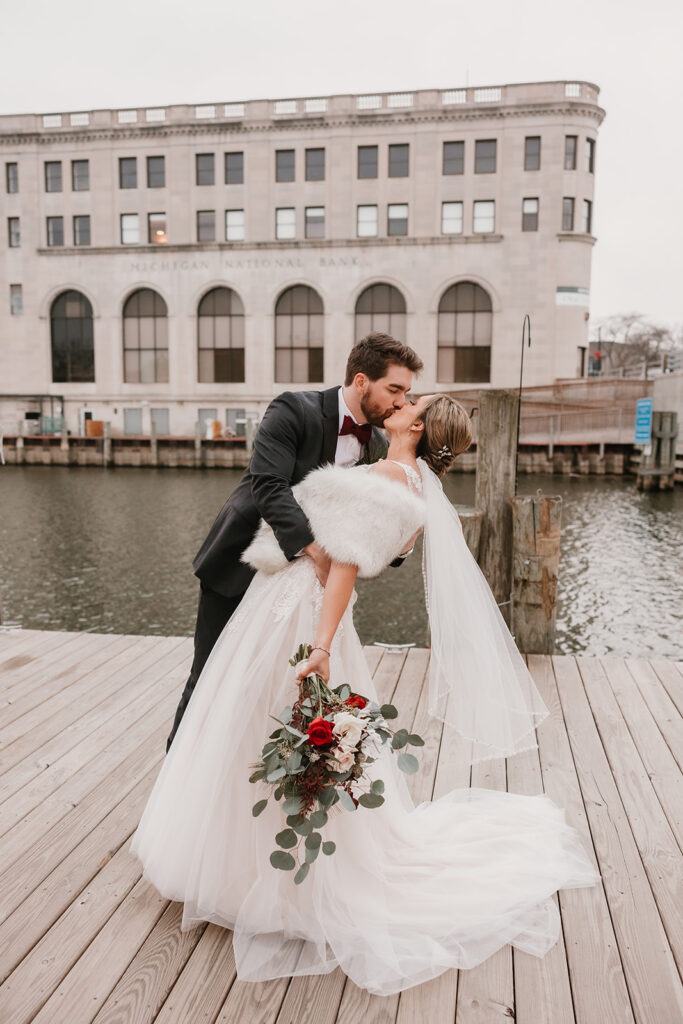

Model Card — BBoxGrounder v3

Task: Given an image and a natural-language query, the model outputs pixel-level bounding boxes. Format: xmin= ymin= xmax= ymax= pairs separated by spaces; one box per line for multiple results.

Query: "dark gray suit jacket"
xmin=193 ymin=386 xmax=388 ymax=597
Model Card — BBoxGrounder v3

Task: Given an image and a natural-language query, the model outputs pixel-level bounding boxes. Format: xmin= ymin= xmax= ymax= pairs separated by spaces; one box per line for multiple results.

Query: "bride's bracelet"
xmin=310 ymin=645 xmax=331 ymax=657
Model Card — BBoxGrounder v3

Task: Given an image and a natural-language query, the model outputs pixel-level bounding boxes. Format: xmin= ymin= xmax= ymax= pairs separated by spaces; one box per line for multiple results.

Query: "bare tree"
xmin=590 ymin=314 xmax=683 ymax=372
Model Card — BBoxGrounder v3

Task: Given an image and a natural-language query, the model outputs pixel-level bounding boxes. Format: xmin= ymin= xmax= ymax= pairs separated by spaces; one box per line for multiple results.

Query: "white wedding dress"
xmin=130 ymin=461 xmax=601 ymax=997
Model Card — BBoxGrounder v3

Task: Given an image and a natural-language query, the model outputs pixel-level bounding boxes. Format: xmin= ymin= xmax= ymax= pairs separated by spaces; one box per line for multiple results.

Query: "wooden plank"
xmin=455 ymin=756 xmax=514 ymax=1024
xmin=27 ymin=876 xmax=169 ymax=1024
xmin=623 ymin=659 xmax=683 ymax=771
xmin=576 ymin=656 xmax=683 ymax=972
xmin=648 ymin=658 xmax=683 ymax=719
xmin=0 ymin=755 xmax=167 ymax=984
xmin=529 ymin=654 xmax=633 ymax=1024
xmin=0 ymin=631 xmax=102 ymax=705
xmin=506 ymin=714 xmax=575 ymax=1024
xmin=90 ymin=903 xmax=207 ymax=1024
xmin=152 ymin=926 xmax=236 ymax=1024
xmin=0 ymin=715 xmax=170 ymax=921
xmin=600 ymin=657 xmax=682 ymax=848
xmin=0 ymin=637 xmax=186 ymax=797
xmin=0 ymin=633 xmax=154 ymax=743
xmin=552 ymin=655 xmax=683 ymax=1024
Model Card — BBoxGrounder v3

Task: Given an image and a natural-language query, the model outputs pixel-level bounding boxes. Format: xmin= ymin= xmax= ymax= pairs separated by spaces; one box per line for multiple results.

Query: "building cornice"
xmin=0 ymin=103 xmax=605 ymax=147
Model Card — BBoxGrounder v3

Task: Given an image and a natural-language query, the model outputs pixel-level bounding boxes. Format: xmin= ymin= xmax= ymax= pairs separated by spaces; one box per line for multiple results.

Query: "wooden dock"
xmin=0 ymin=629 xmax=681 ymax=1024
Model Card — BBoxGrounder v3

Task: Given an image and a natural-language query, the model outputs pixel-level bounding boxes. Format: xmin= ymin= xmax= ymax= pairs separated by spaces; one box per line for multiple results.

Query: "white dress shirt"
xmin=335 ymin=386 xmax=364 ymax=467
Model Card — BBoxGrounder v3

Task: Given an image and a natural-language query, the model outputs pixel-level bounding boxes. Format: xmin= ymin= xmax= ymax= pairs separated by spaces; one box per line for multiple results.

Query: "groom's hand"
xmin=302 ymin=542 xmax=331 ymax=586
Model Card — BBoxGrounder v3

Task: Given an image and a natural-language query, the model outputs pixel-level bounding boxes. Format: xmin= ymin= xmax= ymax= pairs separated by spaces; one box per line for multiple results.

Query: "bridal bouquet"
xmin=250 ymin=642 xmax=425 ymax=884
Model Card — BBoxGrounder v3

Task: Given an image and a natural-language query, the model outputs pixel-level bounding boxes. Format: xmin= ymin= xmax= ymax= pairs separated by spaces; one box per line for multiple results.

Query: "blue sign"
xmin=634 ymin=398 xmax=653 ymax=444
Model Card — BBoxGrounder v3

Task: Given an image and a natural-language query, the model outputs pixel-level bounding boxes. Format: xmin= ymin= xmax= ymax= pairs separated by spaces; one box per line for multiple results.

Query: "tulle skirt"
xmin=129 ymin=557 xmax=601 ymax=996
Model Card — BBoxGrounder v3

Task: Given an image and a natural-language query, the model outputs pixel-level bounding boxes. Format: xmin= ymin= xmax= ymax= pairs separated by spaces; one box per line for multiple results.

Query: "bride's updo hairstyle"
xmin=416 ymin=395 xmax=473 ymax=477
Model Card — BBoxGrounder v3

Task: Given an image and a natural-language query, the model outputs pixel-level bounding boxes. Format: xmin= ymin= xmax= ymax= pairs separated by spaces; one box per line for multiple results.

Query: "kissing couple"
xmin=130 ymin=331 xmax=600 ymax=996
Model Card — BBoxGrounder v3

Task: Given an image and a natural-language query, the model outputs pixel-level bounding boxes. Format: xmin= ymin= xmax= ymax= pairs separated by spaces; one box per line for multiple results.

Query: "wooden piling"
xmin=636 ymin=410 xmax=677 ymax=491
xmin=511 ymin=493 xmax=561 ymax=653
xmin=474 ymin=389 xmax=518 ymax=627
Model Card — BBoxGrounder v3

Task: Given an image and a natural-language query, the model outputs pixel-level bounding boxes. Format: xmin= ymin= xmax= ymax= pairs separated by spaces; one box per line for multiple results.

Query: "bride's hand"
xmin=296 ymin=648 xmax=330 ymax=684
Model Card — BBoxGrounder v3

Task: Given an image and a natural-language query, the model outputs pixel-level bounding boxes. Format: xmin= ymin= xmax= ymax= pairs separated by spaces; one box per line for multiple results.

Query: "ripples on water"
xmin=0 ymin=466 xmax=681 ymax=658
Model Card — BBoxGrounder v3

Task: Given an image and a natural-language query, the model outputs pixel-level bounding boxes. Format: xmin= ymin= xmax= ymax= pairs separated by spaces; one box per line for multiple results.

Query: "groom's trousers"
xmin=165 ymin=582 xmax=244 ymax=753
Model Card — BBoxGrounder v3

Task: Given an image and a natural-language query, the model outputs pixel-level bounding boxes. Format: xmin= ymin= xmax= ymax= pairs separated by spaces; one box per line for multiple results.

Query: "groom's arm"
xmin=249 ymin=393 xmax=315 ymax=561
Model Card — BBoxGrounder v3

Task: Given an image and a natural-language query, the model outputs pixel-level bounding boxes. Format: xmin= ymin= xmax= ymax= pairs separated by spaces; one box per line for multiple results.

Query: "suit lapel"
xmin=321 ymin=386 xmax=340 ymax=465
xmin=357 ymin=427 xmax=388 ymax=466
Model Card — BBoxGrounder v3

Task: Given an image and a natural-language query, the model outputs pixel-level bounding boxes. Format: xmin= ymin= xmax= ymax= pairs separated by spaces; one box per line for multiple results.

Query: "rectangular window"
xmin=276 ymin=149 xmax=295 ymax=182
xmin=305 ymin=148 xmax=325 ymax=181
xmin=357 ymin=145 xmax=378 ymax=179
xmin=522 ymin=198 xmax=539 ymax=231
xmin=120 ymin=213 xmax=140 ymax=244
xmin=10 ymin=284 xmax=22 ymax=315
xmin=46 ymin=216 xmax=64 ymax=246
xmin=73 ymin=215 xmax=91 ymax=245
xmin=562 ymin=197 xmax=575 ymax=231
xmin=524 ymin=136 xmax=541 ymax=171
xmin=119 ymin=157 xmax=137 ymax=188
xmin=564 ymin=135 xmax=577 ymax=170
xmin=71 ymin=159 xmax=89 ymax=191
xmin=388 ymin=143 xmax=409 ymax=177
xmin=196 ymin=153 xmax=215 ymax=186
xmin=8 ymin=217 xmax=20 ymax=247
xmin=582 ymin=199 xmax=593 ymax=234
xmin=443 ymin=141 xmax=464 ymax=175
xmin=305 ymin=206 xmax=325 ymax=239
xmin=387 ymin=203 xmax=408 ymax=236
xmin=586 ymin=137 xmax=596 ymax=173
xmin=276 ymin=207 xmax=296 ymax=239
xmin=225 ymin=408 xmax=246 ymax=435
xmin=45 ymin=161 xmax=62 ymax=192
xmin=150 ymin=408 xmax=170 ymax=435
xmin=225 ymin=151 xmax=244 ymax=184
xmin=357 ymin=204 xmax=378 ymax=237
xmin=148 ymin=212 xmax=167 ymax=244
xmin=123 ymin=408 xmax=143 ymax=436
xmin=441 ymin=201 xmax=463 ymax=235
xmin=225 ymin=209 xmax=245 ymax=241
xmin=473 ymin=200 xmax=495 ymax=233
xmin=6 ymin=162 xmax=18 ymax=193
xmin=197 ymin=210 xmax=215 ymax=241
xmin=147 ymin=155 xmax=165 ymax=187
xmin=474 ymin=140 xmax=496 ymax=173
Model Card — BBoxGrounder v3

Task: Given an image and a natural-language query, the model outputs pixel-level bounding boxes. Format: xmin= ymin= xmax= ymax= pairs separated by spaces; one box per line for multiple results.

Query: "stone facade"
xmin=0 ymin=81 xmax=604 ymax=437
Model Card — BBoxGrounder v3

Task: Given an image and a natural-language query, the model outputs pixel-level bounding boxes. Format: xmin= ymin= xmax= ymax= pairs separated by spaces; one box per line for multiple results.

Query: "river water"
xmin=0 ymin=465 xmax=681 ymax=658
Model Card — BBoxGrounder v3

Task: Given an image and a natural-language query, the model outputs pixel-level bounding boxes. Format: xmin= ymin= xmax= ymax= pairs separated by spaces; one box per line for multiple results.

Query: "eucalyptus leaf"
xmin=294 ymin=863 xmax=310 ymax=885
xmin=248 ymin=768 xmax=266 ymax=783
xmin=270 ymin=850 xmax=296 ymax=871
xmin=283 ymin=724 xmax=305 ymax=739
xmin=266 ymin=766 xmax=286 ymax=782
xmin=408 ymin=734 xmax=425 ymax=746
xmin=304 ymin=842 xmax=320 ymax=864
xmin=309 ymin=810 xmax=328 ymax=828
xmin=338 ymin=789 xmax=356 ymax=812
xmin=391 ymin=729 xmax=409 ymax=750
xmin=282 ymin=796 xmax=303 ymax=815
xmin=285 ymin=752 xmax=302 ymax=772
xmin=305 ymin=831 xmax=322 ymax=849
xmin=252 ymin=799 xmax=268 ymax=817
xmin=370 ymin=779 xmax=385 ymax=795
xmin=277 ymin=706 xmax=293 ymax=725
xmin=336 ymin=684 xmax=351 ymax=701
xmin=322 ymin=841 xmax=336 ymax=856
xmin=397 ymin=752 xmax=419 ymax=774
xmin=380 ymin=704 xmax=398 ymax=720
xmin=262 ymin=741 xmax=278 ymax=755
xmin=359 ymin=792 xmax=385 ymax=809
xmin=275 ymin=828 xmax=298 ymax=849
xmin=292 ymin=819 xmax=313 ymax=836
xmin=317 ymin=787 xmax=336 ymax=809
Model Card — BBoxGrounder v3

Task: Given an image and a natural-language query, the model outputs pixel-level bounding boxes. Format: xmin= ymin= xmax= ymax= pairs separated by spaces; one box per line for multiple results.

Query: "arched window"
xmin=437 ymin=281 xmax=492 ymax=383
xmin=123 ymin=289 xmax=168 ymax=383
xmin=354 ymin=283 xmax=406 ymax=341
xmin=275 ymin=285 xmax=323 ymax=383
xmin=198 ymin=287 xmax=245 ymax=383
xmin=50 ymin=290 xmax=95 ymax=382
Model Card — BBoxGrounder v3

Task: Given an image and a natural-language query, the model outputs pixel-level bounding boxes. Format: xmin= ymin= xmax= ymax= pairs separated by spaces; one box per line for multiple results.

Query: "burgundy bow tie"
xmin=339 ymin=415 xmax=372 ymax=445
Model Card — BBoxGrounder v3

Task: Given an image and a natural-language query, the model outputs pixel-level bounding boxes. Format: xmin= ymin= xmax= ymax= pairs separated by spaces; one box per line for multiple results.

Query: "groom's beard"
xmin=359 ymin=391 xmax=395 ymax=428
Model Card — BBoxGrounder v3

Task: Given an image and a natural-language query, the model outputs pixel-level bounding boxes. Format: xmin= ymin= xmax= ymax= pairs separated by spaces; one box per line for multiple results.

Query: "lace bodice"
xmin=381 ymin=459 xmax=424 ymax=496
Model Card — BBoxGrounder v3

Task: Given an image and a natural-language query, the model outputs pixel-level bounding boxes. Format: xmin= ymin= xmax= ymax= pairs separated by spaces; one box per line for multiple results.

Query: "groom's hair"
xmin=345 ymin=332 xmax=423 ymax=386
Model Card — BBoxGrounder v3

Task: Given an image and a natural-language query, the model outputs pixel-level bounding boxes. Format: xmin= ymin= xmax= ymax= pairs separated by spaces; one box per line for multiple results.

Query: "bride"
xmin=130 ymin=393 xmax=600 ymax=997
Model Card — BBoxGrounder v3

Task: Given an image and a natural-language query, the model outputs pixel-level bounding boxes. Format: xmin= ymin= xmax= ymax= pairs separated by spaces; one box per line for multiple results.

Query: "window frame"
xmin=582 ymin=199 xmax=593 ymax=234
xmin=119 ymin=157 xmax=137 ymax=189
xmin=564 ymin=135 xmax=577 ymax=171
xmin=441 ymin=201 xmax=464 ymax=235
xmin=275 ymin=149 xmax=295 ymax=183
xmin=120 ymin=213 xmax=140 ymax=245
xmin=196 ymin=153 xmax=215 ymax=186
xmin=6 ymin=162 xmax=18 ymax=193
xmin=586 ymin=137 xmax=596 ymax=173
xmin=71 ymin=159 xmax=90 ymax=191
xmin=562 ymin=197 xmax=575 ymax=231
xmin=44 ymin=161 xmax=63 ymax=193
xmin=46 ymin=215 xmax=64 ymax=247
xmin=275 ymin=207 xmax=296 ymax=240
xmin=305 ymin=148 xmax=325 ymax=182
xmin=8 ymin=216 xmax=20 ymax=247
xmin=522 ymin=197 xmax=539 ymax=231
xmin=10 ymin=283 xmax=22 ymax=315
xmin=473 ymin=200 xmax=495 ymax=233
xmin=225 ymin=209 xmax=245 ymax=241
xmin=224 ymin=151 xmax=244 ymax=185
xmin=147 ymin=212 xmax=167 ymax=245
xmin=196 ymin=209 xmax=216 ymax=242
xmin=73 ymin=214 xmax=91 ymax=246
xmin=524 ymin=136 xmax=541 ymax=171
xmin=388 ymin=143 xmax=409 ymax=178
xmin=356 ymin=204 xmax=378 ymax=238
xmin=357 ymin=145 xmax=378 ymax=179
xmin=146 ymin=155 xmax=166 ymax=188
xmin=474 ymin=139 xmax=497 ymax=174
xmin=442 ymin=141 xmax=464 ymax=175
xmin=305 ymin=205 xmax=325 ymax=239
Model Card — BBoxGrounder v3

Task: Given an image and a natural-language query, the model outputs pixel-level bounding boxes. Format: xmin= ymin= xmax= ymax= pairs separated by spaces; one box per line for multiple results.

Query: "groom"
xmin=166 ymin=331 xmax=423 ymax=752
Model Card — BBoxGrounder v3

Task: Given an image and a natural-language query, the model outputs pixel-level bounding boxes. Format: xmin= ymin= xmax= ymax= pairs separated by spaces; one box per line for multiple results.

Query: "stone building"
xmin=0 ymin=80 xmax=604 ymax=437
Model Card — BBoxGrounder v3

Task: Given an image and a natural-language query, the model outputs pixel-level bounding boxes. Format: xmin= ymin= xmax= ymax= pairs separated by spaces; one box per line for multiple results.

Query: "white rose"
xmin=328 ymin=745 xmax=355 ymax=772
xmin=332 ymin=711 xmax=364 ymax=749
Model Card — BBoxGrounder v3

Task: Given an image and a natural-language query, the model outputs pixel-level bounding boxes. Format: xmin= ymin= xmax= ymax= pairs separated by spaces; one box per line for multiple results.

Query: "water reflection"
xmin=0 ymin=466 xmax=680 ymax=658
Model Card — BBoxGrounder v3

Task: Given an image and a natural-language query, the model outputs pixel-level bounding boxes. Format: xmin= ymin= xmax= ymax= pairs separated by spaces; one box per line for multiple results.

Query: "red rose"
xmin=307 ymin=717 xmax=334 ymax=746
xmin=346 ymin=694 xmax=367 ymax=710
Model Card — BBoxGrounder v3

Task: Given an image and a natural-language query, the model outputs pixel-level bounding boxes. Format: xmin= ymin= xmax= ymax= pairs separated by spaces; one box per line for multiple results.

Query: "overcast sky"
xmin=3 ymin=0 xmax=681 ymax=329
